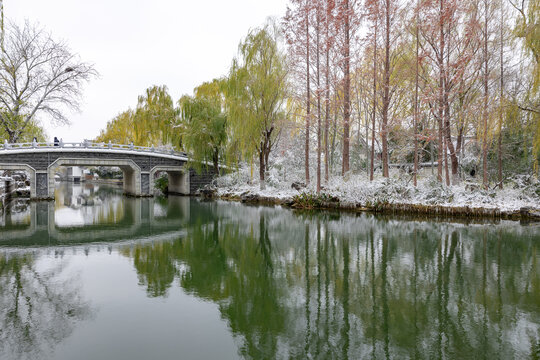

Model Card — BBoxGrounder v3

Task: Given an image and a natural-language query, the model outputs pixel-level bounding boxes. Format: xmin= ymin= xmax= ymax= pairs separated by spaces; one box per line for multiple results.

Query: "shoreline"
xmin=214 ymin=192 xmax=540 ymax=223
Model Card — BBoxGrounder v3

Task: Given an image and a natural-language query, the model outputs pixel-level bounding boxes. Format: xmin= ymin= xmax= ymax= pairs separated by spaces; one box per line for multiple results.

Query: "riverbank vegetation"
xmin=24 ymin=0 xmax=538 ymax=213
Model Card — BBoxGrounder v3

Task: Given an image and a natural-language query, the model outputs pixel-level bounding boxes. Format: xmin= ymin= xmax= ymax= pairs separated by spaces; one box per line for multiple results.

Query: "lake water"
xmin=0 ymin=183 xmax=539 ymax=360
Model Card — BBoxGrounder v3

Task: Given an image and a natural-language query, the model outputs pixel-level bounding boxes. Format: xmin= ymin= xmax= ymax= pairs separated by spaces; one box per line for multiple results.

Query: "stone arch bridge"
xmin=0 ymin=141 xmax=215 ymax=199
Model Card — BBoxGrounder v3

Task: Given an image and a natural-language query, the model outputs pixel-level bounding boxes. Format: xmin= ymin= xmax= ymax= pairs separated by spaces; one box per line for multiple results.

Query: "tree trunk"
xmin=364 ymin=91 xmax=370 ymax=179
xmin=305 ymin=0 xmax=311 ymax=185
xmin=437 ymin=0 xmax=444 ymax=183
xmin=370 ymin=17 xmax=378 ymax=182
xmin=324 ymin=83 xmax=330 ymax=183
xmin=498 ymin=0 xmax=504 ymax=189
xmin=342 ymin=0 xmax=351 ymax=176
xmin=443 ymin=32 xmax=459 ymax=185
xmin=331 ymin=95 xmax=338 ymax=173
xmin=444 ymin=93 xmax=459 ymax=184
xmin=324 ymin=0 xmax=331 ymax=183
xmin=259 ymin=149 xmax=266 ymax=190
xmin=437 ymin=108 xmax=444 ymax=182
xmin=381 ymin=0 xmax=390 ymax=178
xmin=263 ymin=129 xmax=272 ymax=175
xmin=482 ymin=0 xmax=489 ymax=189
xmin=413 ymin=2 xmax=419 ymax=187
xmin=316 ymin=5 xmax=322 ymax=193
xmin=456 ymin=125 xmax=464 ymax=157
xmin=213 ymin=149 xmax=219 ymax=176
xmin=430 ymin=139 xmax=435 ymax=175
xmin=264 ymin=147 xmax=270 ymax=174
xmin=444 ymin=135 xmax=450 ymax=186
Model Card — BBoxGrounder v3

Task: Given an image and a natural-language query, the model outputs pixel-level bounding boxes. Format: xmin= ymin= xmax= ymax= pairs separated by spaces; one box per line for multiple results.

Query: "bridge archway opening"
xmin=47 ymin=158 xmax=142 ymax=198
xmin=0 ymin=164 xmax=37 ymax=199
xmin=150 ymin=166 xmax=190 ymax=195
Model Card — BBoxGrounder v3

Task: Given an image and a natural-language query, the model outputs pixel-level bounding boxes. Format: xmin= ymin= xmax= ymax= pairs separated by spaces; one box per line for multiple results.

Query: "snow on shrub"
xmin=216 ymin=163 xmax=540 ymax=212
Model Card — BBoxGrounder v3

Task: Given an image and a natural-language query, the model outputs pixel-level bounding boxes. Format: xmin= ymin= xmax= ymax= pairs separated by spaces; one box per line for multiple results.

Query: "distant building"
xmin=67 ymin=167 xmax=83 ymax=183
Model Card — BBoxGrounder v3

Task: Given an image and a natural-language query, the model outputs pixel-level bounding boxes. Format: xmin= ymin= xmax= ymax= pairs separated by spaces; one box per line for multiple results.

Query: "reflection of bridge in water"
xmin=0 ymin=196 xmax=191 ymax=246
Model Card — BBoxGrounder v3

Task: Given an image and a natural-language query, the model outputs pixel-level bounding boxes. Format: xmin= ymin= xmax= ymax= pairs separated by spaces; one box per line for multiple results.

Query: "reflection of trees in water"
xmin=121 ymin=210 xmax=286 ymax=359
xmin=120 ymin=201 xmax=540 ymax=359
xmin=0 ymin=199 xmax=32 ymax=226
xmin=93 ymin=199 xmax=125 ymax=225
xmin=0 ymin=253 xmax=93 ymax=360
xmin=119 ymin=241 xmax=181 ymax=298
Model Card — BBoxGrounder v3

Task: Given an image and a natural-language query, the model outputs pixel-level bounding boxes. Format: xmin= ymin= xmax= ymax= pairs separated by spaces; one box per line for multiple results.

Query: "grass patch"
xmin=292 ymin=192 xmax=339 ymax=209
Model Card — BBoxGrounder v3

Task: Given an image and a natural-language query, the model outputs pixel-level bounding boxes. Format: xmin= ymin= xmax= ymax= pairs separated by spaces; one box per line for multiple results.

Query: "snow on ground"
xmin=215 ymin=165 xmax=299 ymax=200
xmin=216 ymin=165 xmax=540 ymax=212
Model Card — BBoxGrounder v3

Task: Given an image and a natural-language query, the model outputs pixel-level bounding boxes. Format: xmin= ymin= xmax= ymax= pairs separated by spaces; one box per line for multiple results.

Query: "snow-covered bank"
xmin=214 ymin=167 xmax=540 ymax=219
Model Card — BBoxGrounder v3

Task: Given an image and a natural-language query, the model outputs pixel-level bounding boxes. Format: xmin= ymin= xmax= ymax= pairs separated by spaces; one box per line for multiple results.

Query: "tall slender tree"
xmin=481 ymin=0 xmax=493 ymax=188
xmin=305 ymin=0 xmax=312 ymax=184
xmin=338 ymin=0 xmax=352 ymax=175
xmin=324 ymin=0 xmax=336 ymax=183
xmin=414 ymin=0 xmax=420 ymax=186
xmin=315 ymin=0 xmax=323 ymax=193
xmin=369 ymin=4 xmax=379 ymax=181
xmin=226 ymin=23 xmax=288 ymax=190
xmin=417 ymin=0 xmax=478 ymax=184
xmin=379 ymin=0 xmax=402 ymax=177
xmin=284 ymin=0 xmax=313 ymax=184
xmin=497 ymin=0 xmax=505 ymax=188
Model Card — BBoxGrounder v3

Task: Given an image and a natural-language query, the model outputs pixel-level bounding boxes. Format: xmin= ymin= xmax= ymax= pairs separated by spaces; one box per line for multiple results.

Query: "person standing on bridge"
xmin=54 ymin=137 xmax=59 ymax=147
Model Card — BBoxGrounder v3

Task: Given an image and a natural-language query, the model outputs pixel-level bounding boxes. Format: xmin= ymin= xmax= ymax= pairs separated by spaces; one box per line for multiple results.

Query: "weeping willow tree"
xmin=95 ymin=110 xmax=134 ymax=145
xmin=511 ymin=0 xmax=540 ymax=166
xmin=96 ymin=85 xmax=181 ymax=149
xmin=179 ymin=79 xmax=227 ymax=174
xmin=225 ymin=21 xmax=288 ymax=190
xmin=513 ymin=0 xmax=539 ymax=91
xmin=134 ymin=85 xmax=179 ymax=147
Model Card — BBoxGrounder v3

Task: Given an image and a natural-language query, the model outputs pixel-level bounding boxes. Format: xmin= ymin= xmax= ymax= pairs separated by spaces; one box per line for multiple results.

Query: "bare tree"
xmin=0 ymin=21 xmax=97 ymax=143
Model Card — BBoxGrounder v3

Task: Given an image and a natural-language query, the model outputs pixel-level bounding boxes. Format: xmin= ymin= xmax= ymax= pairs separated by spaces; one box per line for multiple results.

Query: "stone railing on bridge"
xmin=2 ymin=140 xmax=188 ymax=158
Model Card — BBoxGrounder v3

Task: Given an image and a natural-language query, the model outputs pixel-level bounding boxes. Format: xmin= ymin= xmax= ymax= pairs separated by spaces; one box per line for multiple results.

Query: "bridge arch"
xmin=48 ymin=158 xmax=142 ymax=197
xmin=0 ymin=164 xmax=37 ymax=198
xmin=149 ymin=166 xmax=190 ymax=195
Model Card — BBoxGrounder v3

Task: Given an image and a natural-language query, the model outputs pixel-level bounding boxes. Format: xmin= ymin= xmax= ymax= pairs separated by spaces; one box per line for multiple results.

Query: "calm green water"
xmin=0 ymin=183 xmax=539 ymax=360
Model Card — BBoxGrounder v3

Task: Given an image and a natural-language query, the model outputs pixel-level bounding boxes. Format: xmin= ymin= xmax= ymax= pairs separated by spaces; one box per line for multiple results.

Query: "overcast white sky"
xmin=8 ymin=0 xmax=288 ymax=142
